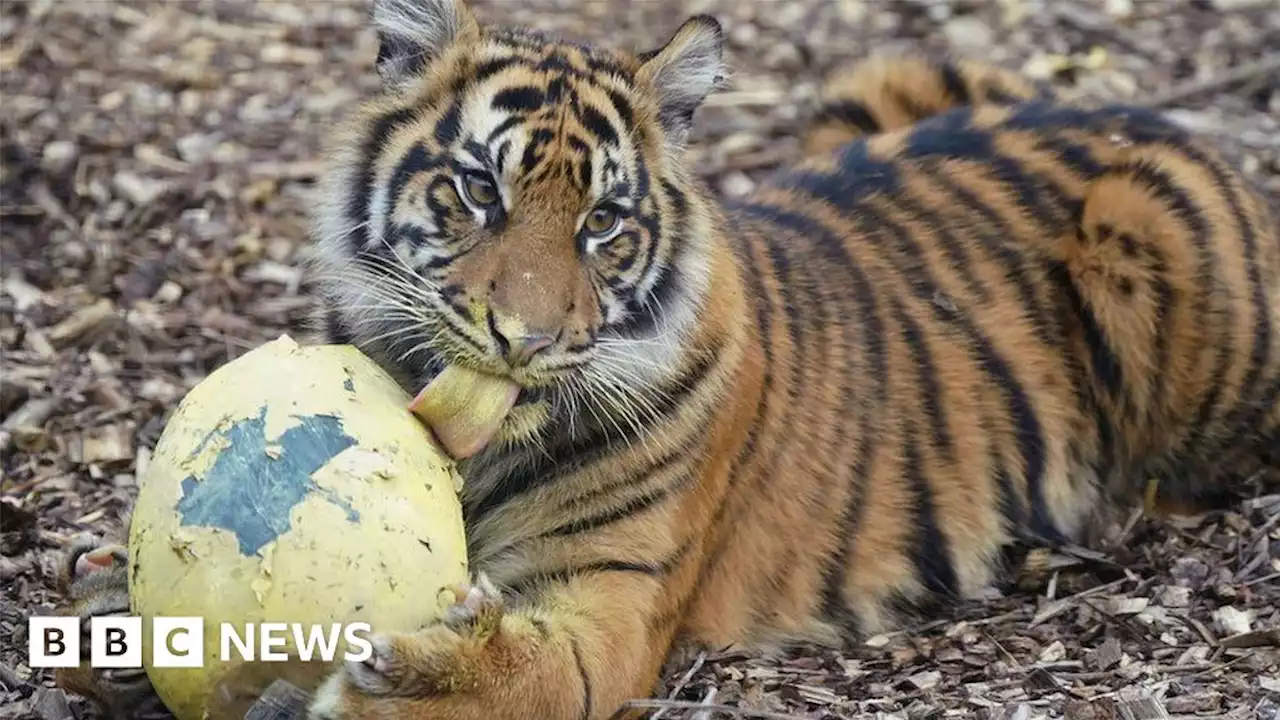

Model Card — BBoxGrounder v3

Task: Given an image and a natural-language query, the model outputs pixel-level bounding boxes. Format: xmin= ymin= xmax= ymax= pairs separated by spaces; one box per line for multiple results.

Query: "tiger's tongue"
xmin=408 ymin=365 xmax=521 ymax=460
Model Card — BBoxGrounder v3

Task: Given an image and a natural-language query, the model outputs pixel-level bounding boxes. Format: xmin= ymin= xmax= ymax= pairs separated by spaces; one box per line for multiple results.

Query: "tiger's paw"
xmin=54 ymin=535 xmax=172 ymax=720
xmin=308 ymin=573 xmax=521 ymax=720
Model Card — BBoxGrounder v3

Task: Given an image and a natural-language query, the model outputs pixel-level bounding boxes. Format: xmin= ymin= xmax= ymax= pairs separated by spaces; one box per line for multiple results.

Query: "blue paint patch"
xmin=343 ymin=377 xmax=355 ymax=392
xmin=176 ymin=407 xmax=360 ymax=556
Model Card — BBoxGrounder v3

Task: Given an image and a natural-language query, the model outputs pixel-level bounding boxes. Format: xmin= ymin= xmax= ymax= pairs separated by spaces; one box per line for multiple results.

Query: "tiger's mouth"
xmin=409 ymin=365 xmax=520 ymax=460
xmin=514 ymin=385 xmax=547 ymax=407
xmin=408 ymin=364 xmax=555 ymax=459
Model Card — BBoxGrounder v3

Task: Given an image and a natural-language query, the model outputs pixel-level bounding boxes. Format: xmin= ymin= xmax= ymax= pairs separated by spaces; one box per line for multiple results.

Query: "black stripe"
xmin=434 ymin=99 xmax=462 ymax=147
xmin=995 ymin=460 xmax=1024 ymax=538
xmin=570 ymin=635 xmax=592 ymax=720
xmin=607 ymin=175 xmax=686 ymax=336
xmin=1051 ymin=261 xmax=1125 ymax=398
xmin=604 ymin=87 xmax=634 ymax=130
xmin=1092 ymin=386 xmax=1118 ymax=475
xmin=1048 ymin=253 xmax=1101 ymax=441
xmin=421 ymin=237 xmax=483 ymax=268
xmin=426 ymin=292 xmax=487 ymax=355
xmin=1001 ymin=103 xmax=1192 ymax=147
xmin=544 ymin=75 xmax=570 ymax=104
xmin=544 ymin=441 xmax=697 ymax=538
xmin=813 ymin=100 xmax=880 ymax=135
xmin=576 ymin=152 xmax=592 ymax=190
xmin=541 ymin=471 xmax=689 ymax=539
xmin=903 ymin=420 xmax=958 ymax=596
xmin=509 ymin=561 xmax=663 ymax=594
xmin=345 ymin=107 xmax=418 ymax=251
xmin=473 ymin=57 xmax=516 ymax=82
xmin=693 ymin=230 xmax=806 ymax=582
xmin=743 ymin=203 xmax=839 ymax=622
xmin=780 ymin=141 xmax=900 ymax=209
xmin=559 ymin=431 xmax=703 ymax=509
xmin=1031 ymin=135 xmax=1105 ymax=179
xmin=756 ymin=230 xmax=805 ymax=424
xmin=536 ymin=53 xmax=575 ymax=77
xmin=323 ymin=308 xmax=354 ymax=345
xmin=492 ymin=86 xmax=545 ymax=113
xmin=937 ymin=61 xmax=971 ymax=105
xmin=563 ymin=135 xmax=593 ymax=190
xmin=386 ymin=145 xmax=445 ymax=213
xmin=578 ymin=103 xmax=619 ymax=146
xmin=495 ymin=140 xmax=513 ymax=174
xmin=505 ymin=541 xmax=693 ymax=596
xmin=390 ymin=223 xmax=427 ymax=250
xmin=894 ymin=300 xmax=954 ymax=460
xmin=1144 ymin=258 xmax=1176 ymax=434
xmin=486 ymin=115 xmax=525 ymax=146
xmin=521 ymin=128 xmax=554 ymax=173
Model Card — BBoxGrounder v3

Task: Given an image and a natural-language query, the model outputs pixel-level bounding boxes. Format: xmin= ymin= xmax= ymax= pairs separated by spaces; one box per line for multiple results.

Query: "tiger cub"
xmin=56 ymin=1 xmax=1280 ymax=718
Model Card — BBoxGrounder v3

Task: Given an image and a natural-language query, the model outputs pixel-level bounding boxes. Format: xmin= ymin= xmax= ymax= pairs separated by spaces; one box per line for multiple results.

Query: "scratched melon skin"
xmin=128 ymin=334 xmax=469 ymax=720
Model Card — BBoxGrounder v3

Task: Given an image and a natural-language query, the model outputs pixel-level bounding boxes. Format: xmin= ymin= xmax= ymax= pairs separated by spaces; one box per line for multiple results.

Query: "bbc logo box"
xmin=29 ymin=616 xmax=205 ymax=669
xmin=29 ymin=615 xmax=373 ymax=669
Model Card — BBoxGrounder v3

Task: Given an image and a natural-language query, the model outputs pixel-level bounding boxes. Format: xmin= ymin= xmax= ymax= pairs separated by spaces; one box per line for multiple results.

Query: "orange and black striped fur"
xmin=57 ymin=1 xmax=1279 ymax=718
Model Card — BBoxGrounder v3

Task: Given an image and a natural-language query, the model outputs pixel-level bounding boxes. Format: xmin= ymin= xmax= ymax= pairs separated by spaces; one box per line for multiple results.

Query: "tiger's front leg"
xmin=308 ymin=570 xmax=671 ymax=720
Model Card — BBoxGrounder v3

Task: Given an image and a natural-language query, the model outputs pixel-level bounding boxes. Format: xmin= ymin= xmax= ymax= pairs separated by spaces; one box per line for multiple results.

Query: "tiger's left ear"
xmin=637 ymin=15 xmax=726 ymax=147
xmin=371 ymin=0 xmax=480 ymax=90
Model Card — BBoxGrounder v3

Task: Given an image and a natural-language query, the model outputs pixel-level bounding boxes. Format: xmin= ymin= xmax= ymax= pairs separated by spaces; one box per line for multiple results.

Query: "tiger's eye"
xmin=463 ymin=173 xmax=500 ymax=207
xmin=583 ymin=207 xmax=619 ymax=237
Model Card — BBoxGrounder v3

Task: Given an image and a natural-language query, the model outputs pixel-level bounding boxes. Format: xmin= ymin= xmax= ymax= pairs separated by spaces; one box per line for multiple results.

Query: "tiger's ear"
xmin=371 ymin=0 xmax=479 ymax=89
xmin=637 ymin=15 xmax=726 ymax=147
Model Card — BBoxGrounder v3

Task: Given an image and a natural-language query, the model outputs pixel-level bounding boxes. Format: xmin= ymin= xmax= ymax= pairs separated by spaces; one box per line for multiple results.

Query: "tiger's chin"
xmin=490 ymin=399 xmax=553 ymax=449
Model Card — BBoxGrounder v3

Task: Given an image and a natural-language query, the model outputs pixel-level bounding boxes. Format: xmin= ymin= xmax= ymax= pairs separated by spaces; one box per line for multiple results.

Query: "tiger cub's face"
xmin=308 ymin=0 xmax=725 ymax=448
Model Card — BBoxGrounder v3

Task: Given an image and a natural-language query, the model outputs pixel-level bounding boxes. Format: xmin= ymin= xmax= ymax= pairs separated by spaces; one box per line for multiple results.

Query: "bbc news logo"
xmin=28 ymin=617 xmax=373 ymax=668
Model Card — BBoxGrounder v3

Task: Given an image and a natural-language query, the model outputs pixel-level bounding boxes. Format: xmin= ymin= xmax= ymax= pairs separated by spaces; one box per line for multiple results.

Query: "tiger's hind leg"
xmin=1059 ymin=138 xmax=1280 ymax=517
xmin=802 ymin=54 xmax=1056 ymax=156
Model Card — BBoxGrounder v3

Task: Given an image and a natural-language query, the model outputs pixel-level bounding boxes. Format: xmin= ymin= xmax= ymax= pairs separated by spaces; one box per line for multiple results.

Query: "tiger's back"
xmin=686 ymin=57 xmax=1280 ymax=640
xmin=807 ymin=56 xmax=1280 ymax=498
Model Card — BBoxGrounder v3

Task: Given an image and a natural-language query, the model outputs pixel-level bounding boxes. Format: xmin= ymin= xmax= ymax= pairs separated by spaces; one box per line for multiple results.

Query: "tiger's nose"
xmin=488 ymin=312 xmax=555 ymax=368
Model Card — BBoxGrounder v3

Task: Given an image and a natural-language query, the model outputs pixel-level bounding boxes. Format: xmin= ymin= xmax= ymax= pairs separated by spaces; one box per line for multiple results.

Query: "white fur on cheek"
xmin=598 ymin=212 xmax=714 ymax=386
xmin=367 ymin=175 xmax=392 ymax=251
xmin=582 ymin=234 xmax=612 ymax=256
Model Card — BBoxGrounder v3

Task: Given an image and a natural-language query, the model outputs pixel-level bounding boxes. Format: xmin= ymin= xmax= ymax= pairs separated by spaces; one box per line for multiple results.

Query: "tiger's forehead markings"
xmin=468 ymin=35 xmax=639 ymax=129
xmin=451 ymin=47 xmax=639 ymax=199
xmin=482 ymin=27 xmax=636 ymax=76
